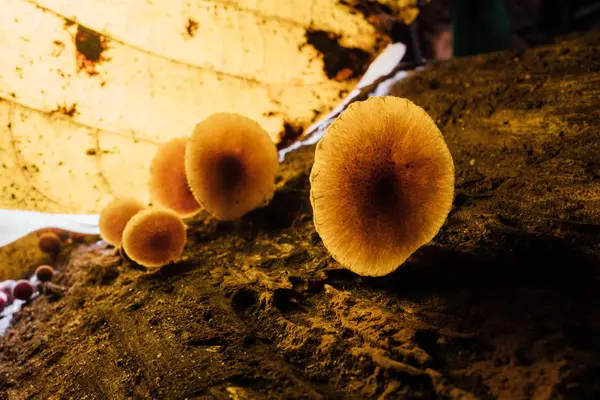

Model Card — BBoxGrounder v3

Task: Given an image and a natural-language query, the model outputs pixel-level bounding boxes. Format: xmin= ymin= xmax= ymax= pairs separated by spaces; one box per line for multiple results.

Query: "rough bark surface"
xmin=1 ymin=30 xmax=600 ymax=400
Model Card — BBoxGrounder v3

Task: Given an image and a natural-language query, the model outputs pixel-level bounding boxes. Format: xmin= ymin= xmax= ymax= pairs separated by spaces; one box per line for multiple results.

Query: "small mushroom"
xmin=35 ymin=265 xmax=55 ymax=283
xmin=13 ymin=280 xmax=35 ymax=301
xmin=121 ymin=208 xmax=187 ymax=268
xmin=310 ymin=96 xmax=455 ymax=277
xmin=38 ymin=232 xmax=61 ymax=254
xmin=149 ymin=137 xmax=202 ymax=218
xmin=99 ymin=198 xmax=146 ymax=247
xmin=185 ymin=112 xmax=279 ymax=220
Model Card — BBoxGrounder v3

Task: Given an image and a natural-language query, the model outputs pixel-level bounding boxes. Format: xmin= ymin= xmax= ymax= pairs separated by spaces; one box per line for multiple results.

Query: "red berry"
xmin=13 ymin=280 xmax=35 ymax=301
xmin=35 ymin=265 xmax=55 ymax=282
xmin=0 ymin=280 xmax=15 ymax=304
xmin=0 ymin=292 xmax=7 ymax=312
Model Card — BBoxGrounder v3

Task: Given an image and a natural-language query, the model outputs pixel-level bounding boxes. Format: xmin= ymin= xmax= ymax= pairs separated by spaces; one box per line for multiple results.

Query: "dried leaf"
xmin=0 ymin=0 xmax=388 ymax=214
xmin=340 ymin=0 xmax=420 ymax=25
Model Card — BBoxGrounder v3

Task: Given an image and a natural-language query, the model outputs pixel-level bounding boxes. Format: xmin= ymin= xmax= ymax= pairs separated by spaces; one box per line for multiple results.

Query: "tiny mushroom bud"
xmin=185 ymin=112 xmax=279 ymax=221
xmin=122 ymin=208 xmax=187 ymax=269
xmin=149 ymin=137 xmax=202 ymax=218
xmin=99 ymin=197 xmax=146 ymax=247
xmin=13 ymin=280 xmax=35 ymax=301
xmin=0 ymin=292 xmax=7 ymax=312
xmin=35 ymin=265 xmax=55 ymax=282
xmin=310 ymin=96 xmax=455 ymax=277
xmin=0 ymin=280 xmax=15 ymax=304
xmin=38 ymin=232 xmax=61 ymax=254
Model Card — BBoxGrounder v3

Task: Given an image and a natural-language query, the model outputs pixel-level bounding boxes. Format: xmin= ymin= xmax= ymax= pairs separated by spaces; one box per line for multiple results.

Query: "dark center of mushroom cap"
xmin=215 ymin=153 xmax=245 ymax=193
xmin=370 ymin=168 xmax=399 ymax=212
xmin=147 ymin=231 xmax=173 ymax=254
xmin=351 ymin=151 xmax=405 ymax=217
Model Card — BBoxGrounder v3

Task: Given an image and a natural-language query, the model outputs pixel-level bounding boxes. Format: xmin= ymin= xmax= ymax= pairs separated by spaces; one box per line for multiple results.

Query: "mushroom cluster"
xmin=98 ymin=98 xmax=454 ymax=277
xmin=99 ymin=198 xmax=185 ymax=269
xmin=99 ymin=112 xmax=279 ymax=270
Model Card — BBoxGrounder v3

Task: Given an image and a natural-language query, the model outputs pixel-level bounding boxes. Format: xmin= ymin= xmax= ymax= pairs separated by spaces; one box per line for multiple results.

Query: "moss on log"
xmin=1 ymin=30 xmax=600 ymax=399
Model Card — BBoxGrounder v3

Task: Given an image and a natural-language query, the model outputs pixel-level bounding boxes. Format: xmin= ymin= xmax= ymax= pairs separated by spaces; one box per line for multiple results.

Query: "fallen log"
xmin=1 ymin=29 xmax=600 ymax=399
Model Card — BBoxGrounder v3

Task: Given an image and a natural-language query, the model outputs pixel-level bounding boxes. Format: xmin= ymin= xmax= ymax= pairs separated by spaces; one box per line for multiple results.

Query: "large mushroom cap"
xmin=121 ymin=208 xmax=187 ymax=269
xmin=185 ymin=113 xmax=279 ymax=221
xmin=149 ymin=138 xmax=202 ymax=218
xmin=310 ymin=96 xmax=455 ymax=277
xmin=99 ymin=198 xmax=146 ymax=247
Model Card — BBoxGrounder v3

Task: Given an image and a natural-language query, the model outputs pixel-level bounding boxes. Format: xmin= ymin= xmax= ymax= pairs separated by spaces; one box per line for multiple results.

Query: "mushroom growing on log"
xmin=185 ymin=113 xmax=279 ymax=221
xmin=149 ymin=138 xmax=202 ymax=218
xmin=121 ymin=208 xmax=187 ymax=269
xmin=310 ymin=96 xmax=454 ymax=276
xmin=99 ymin=198 xmax=145 ymax=247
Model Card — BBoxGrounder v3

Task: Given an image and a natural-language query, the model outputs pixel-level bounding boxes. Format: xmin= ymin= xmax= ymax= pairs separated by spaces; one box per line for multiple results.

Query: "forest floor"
xmin=1 ymin=30 xmax=600 ymax=399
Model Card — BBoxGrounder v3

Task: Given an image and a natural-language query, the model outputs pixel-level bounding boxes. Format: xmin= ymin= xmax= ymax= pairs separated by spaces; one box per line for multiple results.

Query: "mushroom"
xmin=121 ymin=208 xmax=187 ymax=269
xmin=310 ymin=96 xmax=455 ymax=277
xmin=185 ymin=113 xmax=279 ymax=220
xmin=13 ymin=280 xmax=35 ymax=301
xmin=149 ymin=137 xmax=202 ymax=218
xmin=99 ymin=198 xmax=145 ymax=247
xmin=38 ymin=232 xmax=61 ymax=254
xmin=35 ymin=265 xmax=55 ymax=283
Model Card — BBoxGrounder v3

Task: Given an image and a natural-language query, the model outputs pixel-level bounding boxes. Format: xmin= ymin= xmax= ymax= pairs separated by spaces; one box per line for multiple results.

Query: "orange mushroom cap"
xmin=185 ymin=113 xmax=279 ymax=221
xmin=149 ymin=137 xmax=202 ymax=218
xmin=35 ymin=265 xmax=55 ymax=282
xmin=310 ymin=96 xmax=455 ymax=277
xmin=121 ymin=208 xmax=187 ymax=268
xmin=99 ymin=198 xmax=145 ymax=247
